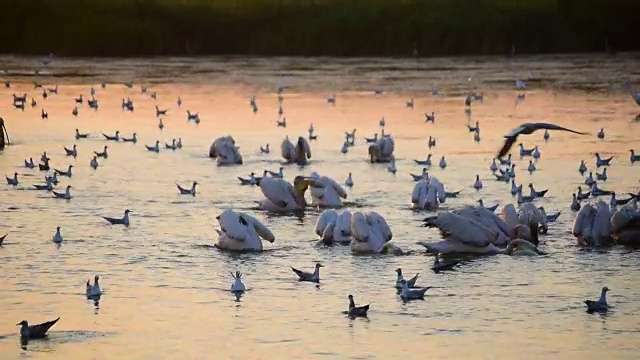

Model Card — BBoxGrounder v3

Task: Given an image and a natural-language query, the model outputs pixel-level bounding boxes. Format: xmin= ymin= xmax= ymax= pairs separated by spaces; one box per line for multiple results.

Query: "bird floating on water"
xmin=347 ymin=295 xmax=369 ymax=317
xmin=177 ymin=181 xmax=197 ymax=196
xmin=52 ymin=185 xmax=72 ymax=200
xmin=395 ymin=268 xmax=419 ymax=289
xmin=52 ymin=226 xmax=63 ymax=243
xmin=146 ymin=141 xmax=160 ymax=153
xmin=584 ymin=287 xmax=609 ymax=313
xmin=291 ymin=263 xmax=323 ymax=283
xmin=230 ymin=271 xmax=246 ymax=293
xmin=86 ymin=275 xmax=102 ymax=299
xmin=6 ymin=172 xmax=18 ymax=186
xmin=17 ymin=317 xmax=60 ymax=339
xmin=102 ymin=209 xmax=131 ymax=226
xmin=398 ymin=279 xmax=431 ymax=301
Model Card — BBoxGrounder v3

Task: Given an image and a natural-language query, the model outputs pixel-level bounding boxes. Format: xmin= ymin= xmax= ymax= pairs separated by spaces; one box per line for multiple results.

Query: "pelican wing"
xmin=299 ymin=137 xmax=312 ymax=159
xmin=434 ymin=212 xmax=496 ymax=247
xmin=502 ymin=204 xmax=519 ymax=231
xmin=379 ymin=136 xmax=395 ymax=158
xmin=592 ymin=201 xmax=612 ymax=245
xmin=315 ymin=209 xmax=338 ymax=236
xmin=334 ymin=210 xmax=353 ymax=240
xmin=429 ymin=176 xmax=446 ymax=203
xmin=531 ymin=122 xmax=589 ymax=135
xmin=321 ymin=176 xmax=347 ymax=199
xmin=217 ymin=208 xmax=248 ymax=241
xmin=411 ymin=180 xmax=428 ymax=206
xmin=280 ymin=138 xmax=295 ymax=161
xmin=350 ymin=212 xmax=370 ymax=242
xmin=241 ymin=212 xmax=275 ymax=242
xmin=259 ymin=177 xmax=295 ymax=208
xmin=367 ymin=211 xmax=392 ymax=241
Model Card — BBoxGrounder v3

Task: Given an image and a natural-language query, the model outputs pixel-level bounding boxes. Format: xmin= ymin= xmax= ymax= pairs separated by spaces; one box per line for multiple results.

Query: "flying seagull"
xmin=497 ymin=123 xmax=588 ymax=159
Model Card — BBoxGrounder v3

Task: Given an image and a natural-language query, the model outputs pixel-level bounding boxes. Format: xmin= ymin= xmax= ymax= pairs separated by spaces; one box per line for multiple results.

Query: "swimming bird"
xmin=596 ymin=168 xmax=608 ymax=181
xmin=94 ymin=145 xmax=108 ymax=158
xmin=230 ymin=271 xmax=246 ymax=293
xmin=510 ymin=180 xmax=522 ymax=196
xmin=75 ymin=128 xmax=86 ymax=139
xmin=364 ymin=133 xmax=378 ymax=143
xmin=87 ymin=97 xmax=99 ymax=110
xmin=395 ymin=268 xmax=419 ymax=289
xmin=33 ymin=177 xmax=54 ymax=191
xmin=439 ymin=156 xmax=447 ymax=169
xmin=25 ymin=158 xmax=35 ymax=169
xmin=425 ymin=112 xmax=435 ymax=123
xmin=345 ymin=173 xmax=354 ymax=187
xmin=517 ymin=188 xmax=535 ymax=205
xmin=398 ymin=279 xmax=431 ymax=301
xmin=431 ymin=253 xmax=461 ymax=272
xmin=532 ymin=146 xmax=541 ymax=159
xmin=102 ymin=209 xmax=131 ymax=226
xmin=145 ymin=141 xmax=160 ymax=153
xmin=266 ymin=167 xmax=284 ymax=178
xmin=102 ymin=131 xmax=120 ymax=141
xmin=158 ymin=119 xmax=164 ymax=130
xmin=17 ymin=317 xmax=60 ymax=339
xmin=121 ymin=133 xmax=137 ymax=143
xmin=327 ymin=94 xmax=336 ymax=105
xmin=72 ymin=107 xmax=78 ymax=116
xmin=538 ymin=207 xmax=561 ymax=223
xmin=238 ymin=172 xmax=260 ymax=186
xmin=90 ymin=156 xmax=99 ymax=169
xmin=260 ymin=144 xmax=270 ymax=154
xmin=165 ymin=139 xmax=177 ymax=150
xmin=497 ymin=123 xmax=589 ymax=159
xmin=291 ymin=263 xmax=323 ymax=283
xmin=52 ymin=185 xmax=72 ymax=200
xmin=387 ymin=158 xmax=397 ymax=174
xmin=473 ymin=175 xmax=482 ymax=190
xmin=54 ymin=165 xmax=73 ymax=177
xmin=347 ymin=295 xmax=369 ymax=317
xmin=340 ymin=142 xmax=349 ymax=154
xmin=86 ymin=275 xmax=102 ymax=298
xmin=6 ymin=172 xmax=18 ymax=186
xmin=379 ymin=117 xmax=385 ymax=127
xmin=64 ymin=144 xmax=78 ymax=157
xmin=609 ymin=192 xmax=637 ymax=207
xmin=629 ymin=150 xmax=640 ymax=163
xmin=75 ymin=94 xmax=83 ymax=104
xmin=595 ymin=153 xmax=613 ymax=167
xmin=590 ymin=183 xmax=614 ymax=197
xmin=527 ymin=160 xmax=536 ymax=173
xmin=543 ymin=129 xmax=550 ymax=141
xmin=428 ymin=136 xmax=436 ymax=148
xmin=577 ymin=186 xmax=590 ymax=200
xmin=477 ymin=199 xmax=499 ymax=212
xmin=41 ymin=109 xmax=48 ymax=119
xmin=528 ymin=184 xmax=548 ymax=198
xmin=410 ymin=168 xmax=428 ymax=181
xmin=584 ymin=172 xmax=595 ymax=186
xmin=177 ymin=181 xmax=197 ymax=196
xmin=499 ymin=154 xmax=512 ymax=166
xmin=414 ymin=154 xmax=432 ymax=166
xmin=597 ymin=128 xmax=605 ymax=139
xmin=155 ymin=105 xmax=168 ymax=117
xmin=177 ymin=96 xmax=182 ymax=107
xmin=571 ymin=194 xmax=581 ymax=211
xmin=276 ymin=117 xmax=286 ymax=128
xmin=176 ymin=138 xmax=182 ymax=149
xmin=46 ymin=172 xmax=59 ymax=185
xmin=406 ymin=98 xmax=414 ymax=108
xmin=52 ymin=226 xmax=63 ymax=243
xmin=467 ymin=121 xmax=479 ymax=132
xmin=445 ymin=190 xmax=463 ymax=198
xmin=473 ymin=129 xmax=481 ymax=142
xmin=584 ymin=287 xmax=609 ymax=313
xmin=519 ymin=143 xmax=534 ymax=157
xmin=578 ymin=160 xmax=587 ymax=174
xmin=39 ymin=159 xmax=50 ymax=171
xmin=490 ymin=159 xmax=498 ymax=172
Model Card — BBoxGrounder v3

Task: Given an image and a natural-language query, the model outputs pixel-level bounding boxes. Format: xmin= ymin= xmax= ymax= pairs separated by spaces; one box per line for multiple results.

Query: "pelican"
xmin=584 ymin=287 xmax=609 ymax=313
xmin=230 ymin=271 xmax=246 ymax=293
xmin=368 ymin=136 xmax=395 ymax=163
xmin=145 ymin=141 xmax=160 ymax=153
xmin=345 ymin=173 xmax=354 ymax=187
xmin=398 ymin=280 xmax=431 ymax=301
xmin=291 ymin=263 xmax=323 ymax=283
xmin=86 ymin=275 xmax=102 ymax=299
xmin=629 ymin=149 xmax=640 ymax=163
xmin=595 ymin=153 xmax=613 ymax=167
xmin=94 ymin=145 xmax=108 ymax=158
xmin=52 ymin=226 xmax=63 ymax=243
xmin=280 ymin=136 xmax=311 ymax=165
xmin=308 ymin=172 xmax=348 ymax=208
xmin=102 ymin=209 xmax=131 ymax=226
xmin=414 ymin=154 xmax=432 ymax=166
xmin=439 ymin=156 xmax=447 ymax=169
xmin=571 ymin=201 xmax=613 ymax=246
xmin=350 ymin=211 xmax=401 ymax=254
xmin=597 ymin=128 xmax=605 ymax=139
xmin=25 ymin=158 xmax=35 ymax=169
xmin=315 ymin=209 xmax=353 ymax=245
xmin=257 ymin=176 xmax=322 ymax=211
xmin=90 ymin=156 xmax=99 ymax=169
xmin=121 ymin=133 xmax=137 ymax=143
xmin=473 ymin=175 xmax=482 ymax=190
xmin=215 ymin=208 xmax=274 ymax=251
xmin=347 ymin=295 xmax=369 ymax=317
xmin=17 ymin=317 xmax=60 ymax=339
xmin=411 ymin=175 xmax=446 ymax=210
xmin=64 ymin=145 xmax=78 ymax=157
xmin=52 ymin=185 xmax=72 ymax=200
xmin=578 ymin=160 xmax=587 ymax=174
xmin=395 ymin=268 xmax=419 ymax=289
xmin=528 ymin=184 xmax=548 ymax=198
xmin=497 ymin=123 xmax=588 ymax=159
xmin=6 ymin=172 xmax=18 ymax=186
xmin=102 ymin=131 xmax=120 ymax=141
xmin=177 ymin=181 xmax=197 ymax=196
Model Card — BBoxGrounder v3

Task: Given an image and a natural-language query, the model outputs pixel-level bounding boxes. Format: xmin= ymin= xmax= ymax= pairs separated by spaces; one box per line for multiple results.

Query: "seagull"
xmin=260 ymin=144 xmax=270 ymax=154
xmin=64 ymin=144 xmax=78 ymax=157
xmin=102 ymin=131 xmax=120 ymax=141
xmin=102 ymin=209 xmax=131 ymax=226
xmin=33 ymin=177 xmax=54 ymax=191
xmin=86 ymin=275 xmax=102 ymax=299
xmin=629 ymin=149 xmax=640 ymax=163
xmin=94 ymin=145 xmax=108 ymax=158
xmin=230 ymin=271 xmax=246 ymax=293
xmin=0 ymin=233 xmax=6 ymax=246
xmin=398 ymin=279 xmax=431 ymax=301
xmin=406 ymin=98 xmax=414 ymax=108
xmin=165 ymin=139 xmax=177 ymax=150
xmin=578 ymin=160 xmax=587 ymax=174
xmin=395 ymin=268 xmax=419 ymax=289
xmin=584 ymin=287 xmax=609 ymax=313
xmin=176 ymin=138 xmax=182 ymax=149
xmin=158 ymin=119 xmax=164 ymax=130
xmin=291 ymin=263 xmax=323 ymax=283
xmin=345 ymin=172 xmax=354 ymax=187
xmin=497 ymin=123 xmax=589 ymax=159
xmin=473 ymin=175 xmax=482 ymax=190
xmin=41 ymin=109 xmax=48 ymax=119
xmin=145 ymin=141 xmax=160 ymax=153
xmin=477 ymin=199 xmax=499 ymax=212
xmin=72 ymin=107 xmax=78 ymax=116
xmin=52 ymin=185 xmax=72 ymax=200
xmin=17 ymin=317 xmax=60 ymax=339
xmin=595 ymin=153 xmax=613 ymax=167
xmin=439 ymin=156 xmax=447 ymax=169
xmin=54 ymin=165 xmax=73 ymax=177
xmin=266 ymin=167 xmax=284 ymax=178
xmin=527 ymin=160 xmax=536 ymax=173
xmin=424 ymin=112 xmax=435 ymax=123
xmin=155 ymin=105 xmax=168 ymax=117
xmin=6 ymin=172 xmax=18 ymax=186
xmin=90 ymin=156 xmax=99 ymax=169
xmin=596 ymin=168 xmax=608 ymax=181
xmin=52 ymin=226 xmax=63 ymax=243
xmin=121 ymin=133 xmax=137 ymax=143
xmin=528 ymin=183 xmax=548 ymax=198
xmin=347 ymin=295 xmax=369 ymax=317
xmin=597 ymin=128 xmax=605 ymax=139
xmin=177 ymin=181 xmax=197 ymax=196
xmin=24 ymin=158 xmax=35 ymax=169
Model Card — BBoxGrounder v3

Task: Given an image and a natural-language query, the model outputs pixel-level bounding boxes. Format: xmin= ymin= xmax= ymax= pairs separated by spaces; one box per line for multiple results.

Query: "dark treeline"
xmin=1 ymin=0 xmax=638 ymax=57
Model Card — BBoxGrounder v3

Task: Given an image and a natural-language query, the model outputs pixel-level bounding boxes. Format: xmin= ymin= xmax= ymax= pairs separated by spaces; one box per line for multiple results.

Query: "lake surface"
xmin=1 ymin=53 xmax=639 ymax=360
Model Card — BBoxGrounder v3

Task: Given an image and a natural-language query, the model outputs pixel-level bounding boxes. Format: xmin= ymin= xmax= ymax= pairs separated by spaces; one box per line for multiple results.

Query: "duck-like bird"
xmin=52 ymin=185 xmax=72 ymax=200
xmin=497 ymin=123 xmax=589 ymax=159
xmin=102 ymin=209 xmax=131 ymax=226
xmin=6 ymin=172 xmax=18 ymax=186
xmin=145 ymin=140 xmax=160 ymax=153
xmin=395 ymin=268 xmax=419 ymax=289
xmin=347 ymin=295 xmax=369 ymax=317
xmin=398 ymin=279 xmax=432 ymax=301
xmin=54 ymin=165 xmax=73 ymax=177
xmin=177 ymin=181 xmax=197 ymax=196
xmin=64 ymin=144 xmax=77 ymax=157
xmin=17 ymin=317 xmax=60 ymax=339
xmin=431 ymin=253 xmax=461 ymax=272
xmin=584 ymin=287 xmax=609 ymax=313
xmin=102 ymin=131 xmax=120 ymax=141
xmin=75 ymin=129 xmax=88 ymax=139
xmin=291 ymin=263 xmax=323 ymax=283
xmin=230 ymin=271 xmax=246 ymax=293
xmin=86 ymin=275 xmax=102 ymax=299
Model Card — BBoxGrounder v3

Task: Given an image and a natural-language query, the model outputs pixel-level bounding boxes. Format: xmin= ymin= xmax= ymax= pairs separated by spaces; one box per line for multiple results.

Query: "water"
xmin=1 ymin=53 xmax=640 ymax=360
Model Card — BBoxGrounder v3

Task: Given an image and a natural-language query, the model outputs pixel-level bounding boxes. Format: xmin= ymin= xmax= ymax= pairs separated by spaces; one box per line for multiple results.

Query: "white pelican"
xmin=572 ymin=201 xmax=613 ymax=247
xmin=281 ymin=136 xmax=311 ymax=165
xmin=611 ymin=202 xmax=640 ymax=246
xmin=350 ymin=211 xmax=401 ymax=254
xmin=345 ymin=173 xmax=354 ymax=187
xmin=411 ymin=175 xmax=446 ymax=210
xmin=308 ymin=172 xmax=348 ymax=208
xmin=497 ymin=123 xmax=588 ymax=159
xmin=368 ymin=136 xmax=395 ymax=163
xmin=209 ymin=136 xmax=243 ymax=165
xmin=214 ymin=208 xmax=275 ymax=251
xmin=315 ymin=209 xmax=353 ymax=245
xmin=256 ymin=176 xmax=322 ymax=211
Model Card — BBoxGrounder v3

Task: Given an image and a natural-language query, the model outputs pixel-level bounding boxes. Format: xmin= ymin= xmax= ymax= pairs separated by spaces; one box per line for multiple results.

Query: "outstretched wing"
xmin=497 ymin=135 xmax=518 ymax=159
xmin=534 ymin=122 xmax=589 ymax=135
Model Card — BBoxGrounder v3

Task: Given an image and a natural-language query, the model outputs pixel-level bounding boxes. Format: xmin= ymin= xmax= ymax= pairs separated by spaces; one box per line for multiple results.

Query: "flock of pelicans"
xmin=1 ymin=68 xmax=640 ymax=343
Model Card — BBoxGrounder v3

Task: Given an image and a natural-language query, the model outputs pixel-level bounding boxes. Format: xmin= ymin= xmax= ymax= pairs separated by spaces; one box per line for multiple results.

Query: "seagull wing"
xmin=28 ymin=317 xmax=60 ymax=338
xmin=497 ymin=135 xmax=518 ymax=159
xmin=532 ymin=122 xmax=589 ymax=135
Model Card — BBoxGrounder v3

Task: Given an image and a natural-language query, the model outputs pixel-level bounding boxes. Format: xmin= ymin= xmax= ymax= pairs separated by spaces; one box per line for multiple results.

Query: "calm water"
xmin=1 ymin=54 xmax=640 ymax=360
